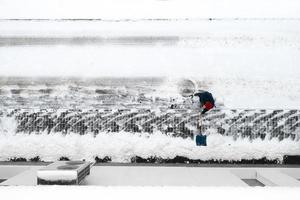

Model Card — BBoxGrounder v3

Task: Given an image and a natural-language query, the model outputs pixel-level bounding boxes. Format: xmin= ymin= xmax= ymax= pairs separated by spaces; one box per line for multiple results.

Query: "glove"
xmin=201 ymin=108 xmax=208 ymax=115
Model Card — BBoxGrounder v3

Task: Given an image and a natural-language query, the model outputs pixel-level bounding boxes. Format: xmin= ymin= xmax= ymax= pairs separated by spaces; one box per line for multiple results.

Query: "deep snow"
xmin=1 ymin=18 xmax=300 ymax=162
xmin=1 ymin=19 xmax=300 ymax=109
xmin=1 ymin=19 xmax=300 ymax=80
xmin=0 ymin=129 xmax=299 ymax=163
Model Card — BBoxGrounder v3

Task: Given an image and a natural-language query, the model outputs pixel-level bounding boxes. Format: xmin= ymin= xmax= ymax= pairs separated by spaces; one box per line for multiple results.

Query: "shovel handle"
xmin=198 ymin=113 xmax=202 ymax=130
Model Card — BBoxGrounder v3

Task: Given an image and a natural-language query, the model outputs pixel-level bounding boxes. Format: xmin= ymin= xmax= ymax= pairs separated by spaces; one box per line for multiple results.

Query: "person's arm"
xmin=193 ymin=90 xmax=206 ymax=97
xmin=193 ymin=91 xmax=201 ymax=96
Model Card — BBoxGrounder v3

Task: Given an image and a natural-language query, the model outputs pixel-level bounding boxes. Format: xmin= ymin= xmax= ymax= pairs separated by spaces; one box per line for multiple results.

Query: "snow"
xmin=0 ymin=186 xmax=300 ymax=200
xmin=1 ymin=2 xmax=300 ymax=164
xmin=0 ymin=124 xmax=299 ymax=162
xmin=0 ymin=0 xmax=300 ymax=19
xmin=1 ymin=19 xmax=300 ymax=80
xmin=1 ymin=19 xmax=300 ymax=109
xmin=2 ymin=76 xmax=299 ymax=109
xmin=37 ymin=170 xmax=77 ymax=181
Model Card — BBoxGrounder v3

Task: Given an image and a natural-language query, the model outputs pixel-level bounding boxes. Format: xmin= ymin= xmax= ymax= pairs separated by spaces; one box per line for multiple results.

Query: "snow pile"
xmin=0 ymin=129 xmax=299 ymax=162
xmin=0 ymin=116 xmax=18 ymax=134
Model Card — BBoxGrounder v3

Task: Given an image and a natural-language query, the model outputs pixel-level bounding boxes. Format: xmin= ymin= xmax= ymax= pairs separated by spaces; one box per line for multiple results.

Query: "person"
xmin=193 ymin=90 xmax=215 ymax=114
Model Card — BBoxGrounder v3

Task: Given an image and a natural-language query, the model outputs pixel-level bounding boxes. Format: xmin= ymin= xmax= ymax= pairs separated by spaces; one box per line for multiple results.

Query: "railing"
xmin=1 ymin=108 xmax=299 ymax=141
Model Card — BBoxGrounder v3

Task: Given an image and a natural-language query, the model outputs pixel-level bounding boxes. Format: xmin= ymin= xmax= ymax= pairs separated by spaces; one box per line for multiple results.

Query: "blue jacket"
xmin=194 ymin=91 xmax=215 ymax=105
xmin=193 ymin=91 xmax=215 ymax=114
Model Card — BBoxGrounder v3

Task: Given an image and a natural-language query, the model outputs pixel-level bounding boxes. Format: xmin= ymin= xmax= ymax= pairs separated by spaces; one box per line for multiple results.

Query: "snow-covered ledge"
xmin=1 ymin=164 xmax=300 ymax=186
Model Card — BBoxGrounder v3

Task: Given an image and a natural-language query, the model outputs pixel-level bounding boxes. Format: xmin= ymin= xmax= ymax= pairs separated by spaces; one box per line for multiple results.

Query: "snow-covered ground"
xmin=1 ymin=76 xmax=300 ymax=109
xmin=1 ymin=18 xmax=300 ymax=162
xmin=0 ymin=0 xmax=300 ymax=19
xmin=0 ymin=130 xmax=299 ymax=163
xmin=1 ymin=19 xmax=300 ymax=109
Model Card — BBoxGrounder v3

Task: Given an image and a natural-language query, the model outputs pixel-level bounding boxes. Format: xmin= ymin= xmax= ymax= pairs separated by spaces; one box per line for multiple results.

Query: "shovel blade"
xmin=196 ymin=134 xmax=207 ymax=146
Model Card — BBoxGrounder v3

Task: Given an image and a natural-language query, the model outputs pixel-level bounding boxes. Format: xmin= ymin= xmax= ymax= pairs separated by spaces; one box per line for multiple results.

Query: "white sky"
xmin=0 ymin=0 xmax=300 ymax=19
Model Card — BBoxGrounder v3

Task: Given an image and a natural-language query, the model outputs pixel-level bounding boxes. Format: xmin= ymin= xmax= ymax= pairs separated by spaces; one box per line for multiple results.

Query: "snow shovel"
xmin=196 ymin=114 xmax=207 ymax=146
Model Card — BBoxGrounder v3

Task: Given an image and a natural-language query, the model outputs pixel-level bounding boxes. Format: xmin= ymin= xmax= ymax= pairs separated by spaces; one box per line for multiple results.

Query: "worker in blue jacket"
xmin=193 ymin=90 xmax=215 ymax=114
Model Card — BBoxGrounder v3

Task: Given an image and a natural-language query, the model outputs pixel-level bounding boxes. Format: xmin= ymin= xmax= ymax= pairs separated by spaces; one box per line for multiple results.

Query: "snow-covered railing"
xmin=1 ymin=108 xmax=299 ymax=141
